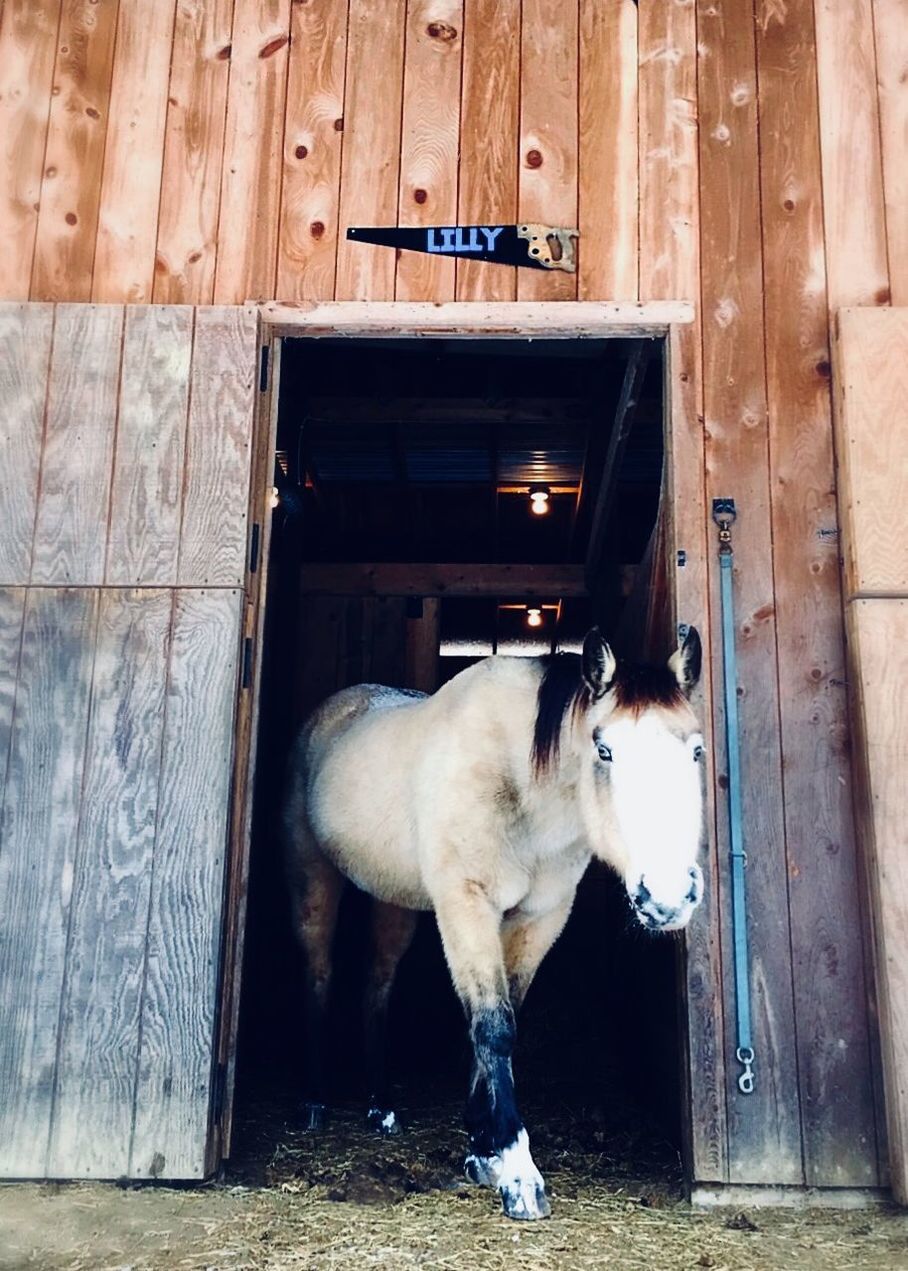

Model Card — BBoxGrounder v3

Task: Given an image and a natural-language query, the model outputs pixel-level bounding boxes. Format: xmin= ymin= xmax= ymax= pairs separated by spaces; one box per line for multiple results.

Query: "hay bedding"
xmin=2 ymin=1094 xmax=908 ymax=1271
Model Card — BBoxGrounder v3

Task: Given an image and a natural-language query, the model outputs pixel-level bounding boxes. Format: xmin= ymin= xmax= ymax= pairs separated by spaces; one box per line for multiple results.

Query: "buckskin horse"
xmin=283 ymin=627 xmax=705 ymax=1220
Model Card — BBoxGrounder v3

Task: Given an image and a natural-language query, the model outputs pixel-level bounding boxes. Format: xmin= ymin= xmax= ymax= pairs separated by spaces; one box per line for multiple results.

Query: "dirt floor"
xmin=2 ymin=1092 xmax=907 ymax=1271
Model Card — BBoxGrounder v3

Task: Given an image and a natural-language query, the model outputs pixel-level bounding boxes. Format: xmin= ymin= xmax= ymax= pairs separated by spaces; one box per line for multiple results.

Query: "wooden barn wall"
xmin=1 ymin=0 xmax=905 ymax=1190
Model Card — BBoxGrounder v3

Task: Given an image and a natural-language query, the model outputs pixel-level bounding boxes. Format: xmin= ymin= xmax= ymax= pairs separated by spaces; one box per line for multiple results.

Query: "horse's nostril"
xmin=688 ymin=866 xmax=698 ymax=880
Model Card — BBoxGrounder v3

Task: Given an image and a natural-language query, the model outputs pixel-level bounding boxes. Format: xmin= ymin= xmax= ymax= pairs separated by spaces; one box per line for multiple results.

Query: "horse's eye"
xmin=597 ymin=742 xmax=613 ymax=762
xmin=693 ymin=744 xmax=704 ymax=762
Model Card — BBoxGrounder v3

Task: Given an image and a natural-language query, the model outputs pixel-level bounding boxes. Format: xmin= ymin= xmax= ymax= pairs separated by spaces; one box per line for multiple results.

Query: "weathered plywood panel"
xmin=756 ymin=0 xmax=880 ymax=1187
xmin=0 ymin=0 xmax=62 ymax=300
xmin=30 ymin=0 xmax=119 ymax=302
xmin=455 ymin=0 xmax=519 ymax=302
xmin=395 ymin=0 xmax=463 ymax=302
xmin=0 ymin=589 xmax=27 ymax=822
xmin=92 ymin=0 xmax=178 ymax=304
xmin=335 ymin=0 xmax=406 ymax=300
xmin=31 ymin=305 xmax=123 ymax=586
xmin=846 ymin=599 xmax=908 ymax=1203
xmin=698 ymin=0 xmax=803 ymax=1185
xmin=0 ymin=588 xmax=98 ymax=1178
xmin=46 ymin=589 xmax=172 ymax=1179
xmin=517 ymin=0 xmax=578 ymax=303
xmin=833 ymin=307 xmax=908 ymax=599
xmin=214 ymin=0 xmax=292 ymax=305
xmin=814 ymin=0 xmax=890 ymax=309
xmin=578 ymin=0 xmax=638 ymax=300
xmin=177 ymin=306 xmax=258 ymax=588
xmin=130 ymin=588 xmax=242 ymax=1179
xmin=873 ymin=0 xmax=908 ymax=306
xmin=276 ymin=0 xmax=348 ymax=301
xmin=106 ymin=306 xmax=193 ymax=586
xmin=0 ymin=304 xmax=54 ymax=586
xmin=153 ymin=0 xmax=233 ymax=305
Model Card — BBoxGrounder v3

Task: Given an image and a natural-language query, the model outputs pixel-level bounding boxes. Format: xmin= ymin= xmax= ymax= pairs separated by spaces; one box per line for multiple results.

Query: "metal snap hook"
xmin=736 ymin=1046 xmax=755 ymax=1095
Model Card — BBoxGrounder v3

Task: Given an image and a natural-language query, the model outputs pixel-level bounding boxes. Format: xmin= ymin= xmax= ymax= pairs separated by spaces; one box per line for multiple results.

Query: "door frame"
xmin=214 ymin=300 xmax=721 ymax=1185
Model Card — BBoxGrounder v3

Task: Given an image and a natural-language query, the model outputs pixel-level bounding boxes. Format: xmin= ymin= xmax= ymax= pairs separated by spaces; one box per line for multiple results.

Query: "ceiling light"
xmin=529 ymin=485 xmax=550 ymax=516
xmin=526 ymin=607 xmax=543 ymax=628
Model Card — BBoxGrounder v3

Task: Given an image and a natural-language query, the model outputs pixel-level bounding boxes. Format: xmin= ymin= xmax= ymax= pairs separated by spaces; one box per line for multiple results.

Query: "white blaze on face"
xmin=597 ymin=713 xmax=704 ymax=927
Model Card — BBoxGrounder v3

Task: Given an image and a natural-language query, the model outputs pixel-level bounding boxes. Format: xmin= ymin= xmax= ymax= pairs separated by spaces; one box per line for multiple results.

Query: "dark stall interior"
xmin=231 ymin=335 xmax=685 ymax=1184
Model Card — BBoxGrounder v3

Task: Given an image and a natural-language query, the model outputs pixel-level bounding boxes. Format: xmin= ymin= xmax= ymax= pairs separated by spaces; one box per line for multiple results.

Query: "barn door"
xmin=0 ymin=302 xmax=262 ymax=1180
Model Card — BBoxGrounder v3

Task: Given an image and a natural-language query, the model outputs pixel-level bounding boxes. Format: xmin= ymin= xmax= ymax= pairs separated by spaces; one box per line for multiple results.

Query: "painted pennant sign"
xmin=346 ymin=224 xmax=579 ymax=273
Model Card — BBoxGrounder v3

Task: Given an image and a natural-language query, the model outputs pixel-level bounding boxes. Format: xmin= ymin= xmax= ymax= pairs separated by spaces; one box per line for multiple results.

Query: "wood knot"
xmin=875 ymin=287 xmax=891 ymax=304
xmin=45 ymin=166 xmax=56 ymax=178
xmin=85 ymin=106 xmax=100 ymax=119
xmin=333 ymin=117 xmax=344 ymax=131
xmin=815 ymin=359 xmax=830 ymax=378
xmin=426 ymin=21 xmax=457 ymax=40
xmin=295 ymin=144 xmax=308 ymax=159
xmin=783 ymin=198 xmax=795 ymax=212
xmin=310 ymin=221 xmax=325 ymax=239
xmin=65 ymin=211 xmax=77 ymax=225
xmin=188 ymin=251 xmax=202 ymax=264
xmin=526 ymin=149 xmax=543 ymax=168
xmin=413 ymin=188 xmax=427 ymax=204
xmin=259 ymin=34 xmax=289 ymax=58
xmin=217 ymin=44 xmax=232 ymax=60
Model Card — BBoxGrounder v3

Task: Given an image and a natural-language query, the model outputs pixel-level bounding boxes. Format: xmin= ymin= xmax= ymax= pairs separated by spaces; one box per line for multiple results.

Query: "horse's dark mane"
xmin=531 ymin=653 xmax=685 ymax=777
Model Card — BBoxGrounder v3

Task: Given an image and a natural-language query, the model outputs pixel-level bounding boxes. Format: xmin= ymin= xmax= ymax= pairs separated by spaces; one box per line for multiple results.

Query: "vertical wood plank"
xmin=334 ymin=0 xmax=407 ymax=300
xmin=872 ymin=0 xmax=908 ymax=306
xmin=756 ymin=0 xmax=880 ymax=1186
xmin=153 ymin=0 xmax=234 ymax=305
xmin=106 ymin=306 xmax=194 ymax=586
xmin=0 ymin=0 xmax=62 ymax=300
xmin=833 ymin=307 xmax=908 ymax=600
xmin=845 ymin=598 xmax=908 ymax=1203
xmin=177 ymin=306 xmax=257 ymax=588
xmin=639 ymin=0 xmax=725 ymax=1185
xmin=0 ymin=304 xmax=55 ymax=586
xmin=213 ymin=0 xmax=292 ymax=304
xmin=30 ymin=0 xmax=120 ymax=302
xmin=276 ymin=0 xmax=348 ymax=302
xmin=698 ymin=0 xmax=803 ymax=1184
xmin=638 ymin=0 xmax=699 ymax=303
xmin=46 ymin=589 xmax=172 ymax=1179
xmin=455 ymin=0 xmax=519 ymax=302
xmin=129 ymin=588 xmax=242 ymax=1180
xmin=92 ymin=0 xmax=179 ymax=303
xmin=517 ymin=0 xmax=578 ymax=302
xmin=578 ymin=0 xmax=638 ymax=300
xmin=395 ymin=0 xmax=463 ymax=302
xmin=813 ymin=0 xmax=890 ymax=308
xmin=405 ymin=596 xmax=439 ymax=691
xmin=31 ymin=304 xmax=123 ymax=587
xmin=0 ymin=588 xmax=98 ymax=1178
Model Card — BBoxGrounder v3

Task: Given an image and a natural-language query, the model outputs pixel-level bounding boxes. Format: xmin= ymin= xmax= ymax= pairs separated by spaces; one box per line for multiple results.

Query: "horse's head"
xmin=535 ymin=627 xmax=705 ymax=932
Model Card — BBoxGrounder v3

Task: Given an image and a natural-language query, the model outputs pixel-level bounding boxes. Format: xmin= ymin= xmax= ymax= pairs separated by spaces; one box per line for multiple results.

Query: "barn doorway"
xmin=229 ymin=324 xmax=693 ymax=1202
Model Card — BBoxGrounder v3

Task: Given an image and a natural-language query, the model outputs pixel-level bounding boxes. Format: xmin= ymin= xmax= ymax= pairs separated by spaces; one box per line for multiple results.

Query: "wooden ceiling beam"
xmin=299 ymin=562 xmax=588 ymax=598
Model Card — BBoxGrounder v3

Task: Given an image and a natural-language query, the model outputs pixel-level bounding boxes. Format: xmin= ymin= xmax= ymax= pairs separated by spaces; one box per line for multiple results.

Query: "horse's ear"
xmin=668 ymin=626 xmax=702 ymax=696
xmin=581 ymin=629 xmax=617 ymax=700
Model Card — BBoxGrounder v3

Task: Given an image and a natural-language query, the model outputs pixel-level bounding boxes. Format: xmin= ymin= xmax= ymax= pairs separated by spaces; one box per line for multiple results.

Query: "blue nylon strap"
xmin=719 ymin=548 xmax=755 ymax=1094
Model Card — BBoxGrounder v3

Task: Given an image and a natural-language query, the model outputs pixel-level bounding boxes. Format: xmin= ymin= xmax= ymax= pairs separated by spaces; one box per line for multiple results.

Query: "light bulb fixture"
xmin=526 ymin=607 xmax=543 ymax=628
xmin=268 ymin=485 xmax=280 ymax=510
xmin=529 ymin=484 xmax=550 ymax=516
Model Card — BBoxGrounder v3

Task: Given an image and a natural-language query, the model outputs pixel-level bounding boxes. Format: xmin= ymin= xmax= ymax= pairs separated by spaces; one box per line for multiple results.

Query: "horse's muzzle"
xmin=630 ymin=866 xmax=703 ymax=932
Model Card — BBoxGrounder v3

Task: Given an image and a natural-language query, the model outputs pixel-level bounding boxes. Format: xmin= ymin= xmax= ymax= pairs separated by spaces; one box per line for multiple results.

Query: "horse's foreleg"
xmin=433 ymin=881 xmax=550 ymax=1221
xmin=364 ymin=900 xmax=418 ymax=1135
xmin=288 ymin=852 xmax=344 ymax=1130
xmin=502 ymin=897 xmax=575 ymax=1013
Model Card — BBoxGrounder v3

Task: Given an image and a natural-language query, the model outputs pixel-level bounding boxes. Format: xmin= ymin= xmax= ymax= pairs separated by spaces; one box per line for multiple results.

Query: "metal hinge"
xmin=241 ymin=637 xmax=253 ymax=689
xmin=212 ymin=1062 xmax=228 ymax=1122
xmin=249 ymin=522 xmax=261 ymax=574
xmin=259 ymin=345 xmax=270 ymax=393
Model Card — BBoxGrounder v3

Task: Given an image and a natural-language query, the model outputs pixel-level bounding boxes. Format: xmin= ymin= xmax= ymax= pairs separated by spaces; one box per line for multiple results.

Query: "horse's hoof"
xmin=301 ymin=1101 xmax=327 ymax=1131
xmin=366 ymin=1107 xmax=401 ymax=1136
xmin=464 ymin=1153 xmax=502 ymax=1188
xmin=500 ymin=1179 xmax=551 ymax=1221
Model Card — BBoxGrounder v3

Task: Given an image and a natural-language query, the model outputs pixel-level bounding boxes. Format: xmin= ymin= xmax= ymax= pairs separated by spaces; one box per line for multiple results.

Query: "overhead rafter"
xmin=299 ymin=562 xmax=588 ymax=598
